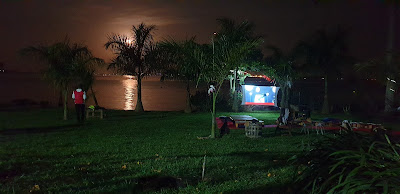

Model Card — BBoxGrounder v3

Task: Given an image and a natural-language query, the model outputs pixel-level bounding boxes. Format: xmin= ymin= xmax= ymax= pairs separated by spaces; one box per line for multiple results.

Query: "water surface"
xmin=0 ymin=73 xmax=194 ymax=111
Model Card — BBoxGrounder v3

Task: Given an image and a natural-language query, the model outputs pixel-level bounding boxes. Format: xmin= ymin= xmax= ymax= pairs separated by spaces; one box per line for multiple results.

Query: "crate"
xmin=86 ymin=109 xmax=104 ymax=119
xmin=245 ymin=123 xmax=261 ymax=138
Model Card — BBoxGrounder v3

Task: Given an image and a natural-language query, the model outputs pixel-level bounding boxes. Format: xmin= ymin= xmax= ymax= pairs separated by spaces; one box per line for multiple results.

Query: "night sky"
xmin=0 ymin=0 xmax=398 ymax=72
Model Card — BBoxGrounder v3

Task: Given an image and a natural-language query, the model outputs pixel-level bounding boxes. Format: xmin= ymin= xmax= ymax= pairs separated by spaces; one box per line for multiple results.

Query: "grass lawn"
xmin=0 ymin=109 xmax=396 ymax=193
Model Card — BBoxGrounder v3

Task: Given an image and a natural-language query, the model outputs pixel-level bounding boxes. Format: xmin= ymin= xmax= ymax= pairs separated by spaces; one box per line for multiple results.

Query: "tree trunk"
xmin=384 ymin=5 xmax=395 ymax=113
xmin=58 ymin=91 xmax=63 ymax=107
xmin=63 ymin=88 xmax=68 ymax=120
xmin=229 ymin=77 xmax=233 ymax=92
xmin=232 ymin=68 xmax=237 ymax=94
xmin=232 ymin=92 xmax=239 ymax=112
xmin=135 ymin=75 xmax=144 ymax=112
xmin=90 ymin=86 xmax=99 ymax=107
xmin=210 ymin=82 xmax=223 ymax=139
xmin=232 ymin=67 xmax=239 ymax=112
xmin=280 ymin=86 xmax=286 ymax=109
xmin=211 ymin=91 xmax=216 ymax=138
xmin=322 ymin=74 xmax=329 ymax=114
xmin=280 ymin=86 xmax=288 ymax=109
xmin=385 ymin=79 xmax=396 ymax=112
xmin=184 ymin=80 xmax=192 ymax=113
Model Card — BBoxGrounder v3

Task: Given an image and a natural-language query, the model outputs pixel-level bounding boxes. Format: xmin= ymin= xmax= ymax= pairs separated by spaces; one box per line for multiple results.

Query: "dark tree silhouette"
xmin=159 ymin=37 xmax=202 ymax=113
xmin=297 ymin=27 xmax=349 ymax=114
xmin=105 ymin=23 xmax=159 ymax=112
xmin=21 ymin=38 xmax=103 ymax=120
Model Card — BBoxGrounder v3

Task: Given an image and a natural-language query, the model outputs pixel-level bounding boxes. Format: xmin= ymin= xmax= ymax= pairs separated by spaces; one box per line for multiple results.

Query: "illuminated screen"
xmin=241 ymin=85 xmax=280 ymax=106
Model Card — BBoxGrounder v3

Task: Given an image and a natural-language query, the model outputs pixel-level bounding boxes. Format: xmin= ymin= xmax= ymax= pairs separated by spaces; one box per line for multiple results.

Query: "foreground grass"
xmin=0 ymin=108 xmax=384 ymax=193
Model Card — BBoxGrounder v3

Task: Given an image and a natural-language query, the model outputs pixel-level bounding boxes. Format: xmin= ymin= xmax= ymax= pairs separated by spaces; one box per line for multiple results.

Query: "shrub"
xmin=291 ymin=130 xmax=400 ymax=193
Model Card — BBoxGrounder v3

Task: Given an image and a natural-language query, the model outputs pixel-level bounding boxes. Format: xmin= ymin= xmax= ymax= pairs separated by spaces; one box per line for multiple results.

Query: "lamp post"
xmin=212 ymin=32 xmax=217 ymax=70
xmin=211 ymin=32 xmax=217 ymax=138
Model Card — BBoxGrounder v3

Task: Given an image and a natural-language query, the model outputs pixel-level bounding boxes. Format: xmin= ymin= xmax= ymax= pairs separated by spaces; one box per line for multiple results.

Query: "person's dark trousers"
xmin=75 ymin=104 xmax=85 ymax=123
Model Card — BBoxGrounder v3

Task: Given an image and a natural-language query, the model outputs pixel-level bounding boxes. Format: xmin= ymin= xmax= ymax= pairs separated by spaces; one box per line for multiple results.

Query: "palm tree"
xmin=159 ymin=37 xmax=202 ymax=113
xmin=73 ymin=55 xmax=105 ymax=107
xmin=21 ymin=39 xmax=99 ymax=120
xmin=296 ymin=27 xmax=349 ymax=114
xmin=197 ymin=33 xmax=262 ymax=138
xmin=384 ymin=5 xmax=396 ymax=112
xmin=215 ymin=18 xmax=263 ymax=112
xmin=105 ymin=23 xmax=158 ymax=112
xmin=355 ymin=5 xmax=399 ymax=113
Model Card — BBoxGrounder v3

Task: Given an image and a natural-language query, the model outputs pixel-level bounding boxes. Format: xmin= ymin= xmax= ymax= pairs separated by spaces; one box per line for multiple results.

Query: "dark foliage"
xmin=292 ymin=129 xmax=400 ymax=193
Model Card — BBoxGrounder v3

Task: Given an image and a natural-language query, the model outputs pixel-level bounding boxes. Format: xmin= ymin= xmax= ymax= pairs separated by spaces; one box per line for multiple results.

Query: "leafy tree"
xmin=21 ymin=38 xmax=101 ymax=120
xmin=215 ymin=18 xmax=263 ymax=112
xmin=261 ymin=46 xmax=297 ymax=109
xmin=197 ymin=33 xmax=262 ymax=138
xmin=105 ymin=23 xmax=159 ymax=112
xmin=296 ymin=27 xmax=349 ymax=114
xmin=159 ymin=37 xmax=202 ymax=113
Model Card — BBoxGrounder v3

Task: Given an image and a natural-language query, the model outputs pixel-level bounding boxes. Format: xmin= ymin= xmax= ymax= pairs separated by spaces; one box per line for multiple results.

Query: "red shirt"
xmin=73 ymin=90 xmax=85 ymax=104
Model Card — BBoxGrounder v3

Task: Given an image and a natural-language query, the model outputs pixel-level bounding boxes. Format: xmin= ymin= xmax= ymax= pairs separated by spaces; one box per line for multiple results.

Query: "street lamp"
xmin=212 ymin=32 xmax=217 ymax=70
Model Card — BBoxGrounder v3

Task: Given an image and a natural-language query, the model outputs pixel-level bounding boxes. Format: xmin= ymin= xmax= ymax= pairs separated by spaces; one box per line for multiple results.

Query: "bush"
xmin=291 ymin=130 xmax=400 ymax=193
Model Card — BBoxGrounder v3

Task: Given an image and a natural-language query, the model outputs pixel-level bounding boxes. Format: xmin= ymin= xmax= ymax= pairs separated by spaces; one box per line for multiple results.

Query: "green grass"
xmin=0 ymin=109 xmax=397 ymax=193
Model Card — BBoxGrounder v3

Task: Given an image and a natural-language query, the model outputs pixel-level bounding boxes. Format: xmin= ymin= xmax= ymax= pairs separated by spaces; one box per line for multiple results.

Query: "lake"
xmin=0 ymin=72 xmax=199 ymax=111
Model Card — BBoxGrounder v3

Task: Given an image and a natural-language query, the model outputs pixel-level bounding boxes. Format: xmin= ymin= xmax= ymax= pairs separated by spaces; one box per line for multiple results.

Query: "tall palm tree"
xmin=21 ymin=39 xmax=99 ymax=120
xmin=105 ymin=23 xmax=158 ymax=112
xmin=384 ymin=5 xmax=396 ymax=112
xmin=159 ymin=37 xmax=201 ymax=113
xmin=215 ymin=18 xmax=263 ymax=112
xmin=355 ymin=5 xmax=399 ymax=113
xmin=297 ymin=27 xmax=348 ymax=114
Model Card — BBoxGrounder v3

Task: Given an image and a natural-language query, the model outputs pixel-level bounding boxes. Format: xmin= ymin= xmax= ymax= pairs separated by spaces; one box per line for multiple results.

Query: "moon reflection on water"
xmin=123 ymin=76 xmax=136 ymax=110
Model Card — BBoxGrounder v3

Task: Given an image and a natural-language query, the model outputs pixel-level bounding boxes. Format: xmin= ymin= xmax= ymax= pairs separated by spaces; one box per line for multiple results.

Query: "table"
xmin=230 ymin=115 xmax=263 ymax=128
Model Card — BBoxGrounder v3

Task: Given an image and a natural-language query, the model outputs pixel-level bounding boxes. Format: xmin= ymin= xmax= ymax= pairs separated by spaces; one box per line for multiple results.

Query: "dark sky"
xmin=0 ymin=0 xmax=397 ymax=72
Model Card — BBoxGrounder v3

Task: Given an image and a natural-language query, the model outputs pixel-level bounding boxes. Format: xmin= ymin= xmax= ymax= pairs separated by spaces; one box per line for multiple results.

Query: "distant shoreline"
xmin=0 ymin=71 xmax=169 ymax=81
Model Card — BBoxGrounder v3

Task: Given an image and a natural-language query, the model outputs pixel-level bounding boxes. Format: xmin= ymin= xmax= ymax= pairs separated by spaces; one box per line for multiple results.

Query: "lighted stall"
xmin=241 ymin=85 xmax=279 ymax=106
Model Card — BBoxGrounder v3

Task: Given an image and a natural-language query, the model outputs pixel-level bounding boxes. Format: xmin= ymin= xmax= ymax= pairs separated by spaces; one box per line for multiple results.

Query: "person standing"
xmin=72 ymin=84 xmax=86 ymax=123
